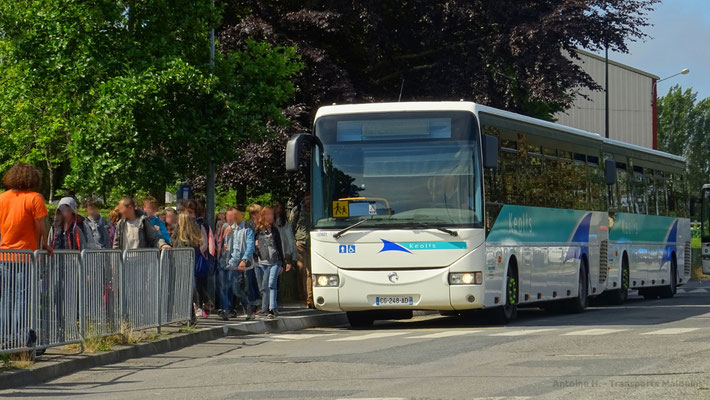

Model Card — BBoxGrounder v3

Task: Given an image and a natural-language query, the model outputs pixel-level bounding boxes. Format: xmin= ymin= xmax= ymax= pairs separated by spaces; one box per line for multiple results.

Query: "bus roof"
xmin=315 ymin=101 xmax=685 ymax=166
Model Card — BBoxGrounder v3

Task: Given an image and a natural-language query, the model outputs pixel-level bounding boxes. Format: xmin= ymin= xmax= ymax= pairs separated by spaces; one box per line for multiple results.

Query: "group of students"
xmin=193 ymin=203 xmax=300 ymax=321
xmin=46 ymin=195 xmax=308 ymax=321
xmin=0 ymin=162 xmax=313 ymax=329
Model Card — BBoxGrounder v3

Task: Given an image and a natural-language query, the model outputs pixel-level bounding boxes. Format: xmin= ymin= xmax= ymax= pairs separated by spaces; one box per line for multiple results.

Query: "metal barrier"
xmin=82 ymin=250 xmax=122 ymax=338
xmin=0 ymin=250 xmax=37 ymax=354
xmin=121 ymin=249 xmax=161 ymax=331
xmin=1 ymin=248 xmax=194 ymax=355
xmin=159 ymin=248 xmax=195 ymax=328
xmin=35 ymin=251 xmax=82 ymax=349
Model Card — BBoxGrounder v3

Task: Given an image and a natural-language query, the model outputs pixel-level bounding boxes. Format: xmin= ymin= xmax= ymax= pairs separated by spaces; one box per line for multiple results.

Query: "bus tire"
xmin=565 ymin=258 xmax=588 ymax=313
xmin=659 ymin=256 xmax=678 ymax=299
xmin=440 ymin=310 xmax=459 ymax=317
xmin=607 ymin=255 xmax=629 ymax=305
xmin=639 ymin=288 xmax=659 ymax=300
xmin=347 ymin=311 xmax=374 ymax=329
xmin=489 ymin=263 xmax=518 ymax=324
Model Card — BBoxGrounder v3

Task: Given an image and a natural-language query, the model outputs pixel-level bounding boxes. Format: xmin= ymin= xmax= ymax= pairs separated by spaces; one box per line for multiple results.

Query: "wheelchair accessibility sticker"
xmin=339 ymin=245 xmax=356 ymax=254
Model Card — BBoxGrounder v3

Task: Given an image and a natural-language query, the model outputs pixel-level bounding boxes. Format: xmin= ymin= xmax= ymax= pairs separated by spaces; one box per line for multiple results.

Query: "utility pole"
xmin=206 ymin=0 xmax=216 ymax=230
xmin=605 ymin=45 xmax=609 ymax=139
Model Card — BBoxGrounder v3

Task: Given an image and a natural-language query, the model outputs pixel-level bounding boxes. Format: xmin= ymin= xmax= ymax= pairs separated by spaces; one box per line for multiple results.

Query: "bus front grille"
xmin=599 ymin=240 xmax=608 ymax=285
xmin=684 ymin=242 xmax=691 ymax=277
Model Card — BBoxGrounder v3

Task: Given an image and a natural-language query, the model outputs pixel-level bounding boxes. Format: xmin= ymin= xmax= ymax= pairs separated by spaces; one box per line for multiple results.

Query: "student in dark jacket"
xmin=254 ymin=207 xmax=291 ymax=319
xmin=85 ymin=199 xmax=111 ymax=249
xmin=48 ymin=197 xmax=97 ymax=250
xmin=113 ymin=197 xmax=169 ymax=250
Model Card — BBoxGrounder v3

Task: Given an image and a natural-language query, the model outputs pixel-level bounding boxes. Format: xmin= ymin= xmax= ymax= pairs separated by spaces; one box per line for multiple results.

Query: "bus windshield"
xmin=702 ymin=187 xmax=710 ymax=240
xmin=311 ymin=111 xmax=483 ymax=229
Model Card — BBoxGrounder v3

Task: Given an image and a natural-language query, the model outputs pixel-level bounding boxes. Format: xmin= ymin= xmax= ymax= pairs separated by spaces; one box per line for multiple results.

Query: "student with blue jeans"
xmin=222 ymin=208 xmax=255 ymax=320
xmin=254 ymin=207 xmax=292 ymax=319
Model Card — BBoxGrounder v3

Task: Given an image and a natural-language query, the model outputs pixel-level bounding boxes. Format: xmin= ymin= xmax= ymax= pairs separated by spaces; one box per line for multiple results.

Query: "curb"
xmin=223 ymin=312 xmax=349 ymax=335
xmin=0 ymin=311 xmax=346 ymax=390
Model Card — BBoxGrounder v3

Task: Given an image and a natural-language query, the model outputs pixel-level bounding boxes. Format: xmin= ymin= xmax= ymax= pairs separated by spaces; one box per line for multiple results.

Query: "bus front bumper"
xmin=312 ymin=267 xmax=486 ymax=312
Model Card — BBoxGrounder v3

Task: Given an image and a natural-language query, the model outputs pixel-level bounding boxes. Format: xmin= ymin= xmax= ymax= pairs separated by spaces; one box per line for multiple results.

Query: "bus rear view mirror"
xmin=604 ymin=159 xmax=617 ymax=186
xmin=285 ymin=133 xmax=316 ymax=172
xmin=482 ymin=134 xmax=499 ymax=169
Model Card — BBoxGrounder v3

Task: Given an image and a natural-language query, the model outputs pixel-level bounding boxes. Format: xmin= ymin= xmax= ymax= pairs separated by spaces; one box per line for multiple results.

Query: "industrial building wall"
xmin=554 ymin=50 xmax=657 ymax=149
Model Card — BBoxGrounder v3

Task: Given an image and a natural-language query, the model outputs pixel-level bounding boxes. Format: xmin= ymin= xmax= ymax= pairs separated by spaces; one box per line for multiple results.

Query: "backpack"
xmin=194 ymin=248 xmax=211 ymax=277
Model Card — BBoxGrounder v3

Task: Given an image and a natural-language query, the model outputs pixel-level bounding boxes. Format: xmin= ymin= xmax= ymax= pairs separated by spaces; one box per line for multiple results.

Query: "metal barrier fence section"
xmin=121 ymin=249 xmax=161 ymax=331
xmin=0 ymin=250 xmax=37 ymax=354
xmin=159 ymin=248 xmax=195 ymax=327
xmin=35 ymin=251 xmax=82 ymax=349
xmin=1 ymin=248 xmax=194 ymax=355
xmin=82 ymin=250 xmax=122 ymax=338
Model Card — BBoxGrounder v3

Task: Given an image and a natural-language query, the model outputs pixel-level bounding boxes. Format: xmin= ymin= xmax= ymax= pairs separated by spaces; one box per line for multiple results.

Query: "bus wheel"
xmin=347 ymin=311 xmax=374 ymax=329
xmin=659 ymin=257 xmax=678 ymax=299
xmin=440 ymin=310 xmax=459 ymax=317
xmin=566 ymin=259 xmax=588 ymax=313
xmin=607 ymin=256 xmax=629 ymax=305
xmin=489 ymin=267 xmax=518 ymax=324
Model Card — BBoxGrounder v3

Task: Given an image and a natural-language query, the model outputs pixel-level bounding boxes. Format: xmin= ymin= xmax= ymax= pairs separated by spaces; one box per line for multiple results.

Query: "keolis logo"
xmin=378 ymin=239 xmax=466 ymax=254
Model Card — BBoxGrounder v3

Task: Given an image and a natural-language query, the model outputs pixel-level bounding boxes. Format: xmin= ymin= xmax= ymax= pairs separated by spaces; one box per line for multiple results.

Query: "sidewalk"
xmin=0 ymin=307 xmax=347 ymax=390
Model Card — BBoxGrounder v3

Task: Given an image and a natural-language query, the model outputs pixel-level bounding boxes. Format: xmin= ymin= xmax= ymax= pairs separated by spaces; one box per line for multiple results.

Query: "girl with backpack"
xmin=254 ymin=207 xmax=291 ymax=319
xmin=171 ymin=213 xmax=209 ymax=319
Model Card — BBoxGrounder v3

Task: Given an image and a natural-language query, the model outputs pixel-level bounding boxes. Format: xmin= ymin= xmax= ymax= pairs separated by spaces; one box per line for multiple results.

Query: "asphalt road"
xmin=4 ymin=281 xmax=710 ymax=400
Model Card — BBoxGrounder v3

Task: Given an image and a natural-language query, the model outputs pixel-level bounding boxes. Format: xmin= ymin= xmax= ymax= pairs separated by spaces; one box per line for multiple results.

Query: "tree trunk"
xmin=47 ymin=165 xmax=54 ymax=203
xmin=236 ymin=183 xmax=247 ymax=211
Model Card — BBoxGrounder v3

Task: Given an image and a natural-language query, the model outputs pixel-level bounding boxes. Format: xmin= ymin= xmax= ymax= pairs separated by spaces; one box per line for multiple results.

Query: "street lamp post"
xmin=651 ymin=68 xmax=689 ymax=150
xmin=652 ymin=68 xmax=690 ymax=100
xmin=657 ymin=68 xmax=691 ymax=85
xmin=605 ymin=46 xmax=609 ymax=139
xmin=206 ymin=1 xmax=216 ymax=230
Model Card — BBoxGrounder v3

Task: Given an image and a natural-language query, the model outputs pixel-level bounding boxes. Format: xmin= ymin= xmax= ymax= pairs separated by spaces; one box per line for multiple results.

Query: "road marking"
xmin=268 ymin=333 xmax=335 ymax=340
xmin=329 ymin=332 xmax=411 ymax=342
xmin=405 ymin=330 xmax=481 ymax=339
xmin=641 ymin=328 xmax=700 ymax=335
xmin=246 ymin=337 xmax=290 ymax=342
xmin=337 ymin=398 xmax=406 ymax=400
xmin=491 ymin=328 xmax=557 ymax=337
xmin=689 ymin=288 xmax=708 ymax=293
xmin=557 ymin=354 xmax=608 ymax=358
xmin=563 ymin=328 xmax=626 ymax=336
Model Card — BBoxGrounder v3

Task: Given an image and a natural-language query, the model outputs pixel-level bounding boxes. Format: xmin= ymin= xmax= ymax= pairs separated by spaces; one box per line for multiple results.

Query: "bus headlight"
xmin=449 ymin=272 xmax=483 ymax=285
xmin=316 ymin=274 xmax=339 ymax=287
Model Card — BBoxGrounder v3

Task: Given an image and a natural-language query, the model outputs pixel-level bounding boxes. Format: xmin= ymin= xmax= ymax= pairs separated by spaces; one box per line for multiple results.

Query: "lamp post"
xmin=605 ymin=46 xmax=609 ymax=139
xmin=652 ymin=68 xmax=689 ymax=150
xmin=657 ymin=68 xmax=691 ymax=85
xmin=206 ymin=0 xmax=216 ymax=230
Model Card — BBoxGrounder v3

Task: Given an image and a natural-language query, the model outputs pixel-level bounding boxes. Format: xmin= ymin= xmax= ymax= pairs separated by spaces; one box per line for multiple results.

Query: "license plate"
xmin=375 ymin=296 xmax=413 ymax=306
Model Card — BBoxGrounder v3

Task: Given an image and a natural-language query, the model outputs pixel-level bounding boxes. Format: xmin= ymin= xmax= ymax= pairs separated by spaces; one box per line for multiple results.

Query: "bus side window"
xmin=632 ymin=165 xmax=646 ymax=214
xmin=646 ymin=170 xmax=657 ymax=216
xmin=615 ymin=161 xmax=629 ymax=213
xmin=657 ymin=171 xmax=668 ymax=216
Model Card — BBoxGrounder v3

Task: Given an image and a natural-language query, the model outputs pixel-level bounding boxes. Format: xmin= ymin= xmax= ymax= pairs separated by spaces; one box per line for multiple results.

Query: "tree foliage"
xmin=217 ymin=0 xmax=658 ymax=199
xmin=220 ymin=0 xmax=658 ymax=120
xmin=657 ymin=85 xmax=710 ymax=194
xmin=0 ymin=0 xmax=300 ymax=199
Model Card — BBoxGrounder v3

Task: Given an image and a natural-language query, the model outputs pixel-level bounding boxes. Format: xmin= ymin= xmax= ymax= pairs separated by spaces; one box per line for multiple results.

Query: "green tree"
xmin=0 ymin=0 xmax=300 ymax=199
xmin=217 ymin=0 xmax=659 ymax=199
xmin=0 ymin=1 xmax=119 ymax=200
xmin=657 ymin=85 xmax=710 ymax=193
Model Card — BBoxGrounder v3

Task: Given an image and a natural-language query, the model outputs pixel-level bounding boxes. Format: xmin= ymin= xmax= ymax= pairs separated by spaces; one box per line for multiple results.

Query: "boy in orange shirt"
xmin=0 ymin=163 xmax=51 ymax=351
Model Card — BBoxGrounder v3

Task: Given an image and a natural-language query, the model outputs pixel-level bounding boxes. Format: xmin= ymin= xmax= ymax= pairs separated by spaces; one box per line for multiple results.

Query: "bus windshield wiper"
xmin=409 ymin=222 xmax=459 ymax=237
xmin=333 ymin=218 xmax=370 ymax=239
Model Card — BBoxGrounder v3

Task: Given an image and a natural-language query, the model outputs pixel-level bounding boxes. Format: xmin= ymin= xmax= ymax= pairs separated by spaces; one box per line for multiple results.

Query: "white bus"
xmin=286 ymin=102 xmax=691 ymax=327
xmin=699 ymin=184 xmax=710 ymax=275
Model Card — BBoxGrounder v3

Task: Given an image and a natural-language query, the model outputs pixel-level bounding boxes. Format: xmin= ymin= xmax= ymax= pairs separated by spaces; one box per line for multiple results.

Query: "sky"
xmin=593 ymin=0 xmax=710 ymax=101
